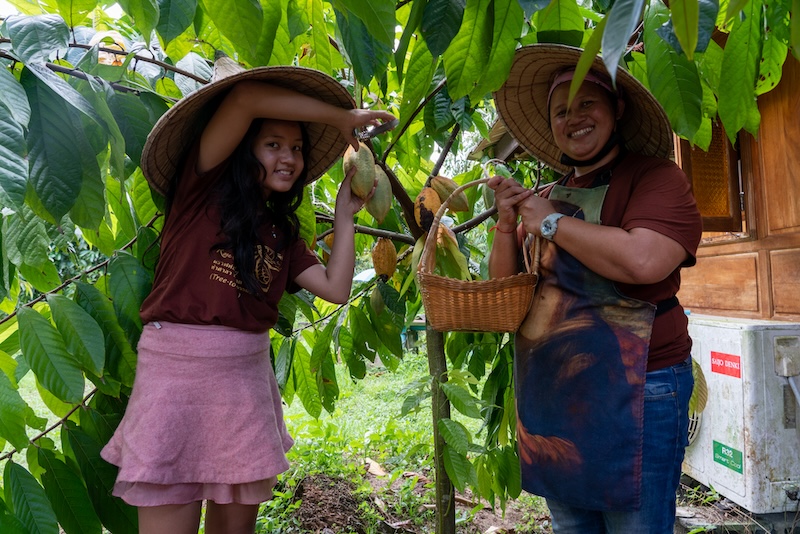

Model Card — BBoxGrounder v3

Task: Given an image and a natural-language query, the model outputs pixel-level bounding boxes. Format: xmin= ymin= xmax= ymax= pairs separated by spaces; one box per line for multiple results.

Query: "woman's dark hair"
xmin=214 ymin=118 xmax=311 ymax=296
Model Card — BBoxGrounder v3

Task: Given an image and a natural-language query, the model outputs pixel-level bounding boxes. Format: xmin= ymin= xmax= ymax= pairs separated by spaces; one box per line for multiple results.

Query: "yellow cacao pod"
xmin=431 ymin=175 xmax=469 ymax=212
xmin=321 ymin=233 xmax=334 ymax=264
xmin=371 ymin=237 xmax=397 ymax=279
xmin=365 ymin=165 xmax=392 ymax=223
xmin=343 ymin=143 xmax=376 ymax=199
xmin=414 ymin=187 xmax=441 ymax=232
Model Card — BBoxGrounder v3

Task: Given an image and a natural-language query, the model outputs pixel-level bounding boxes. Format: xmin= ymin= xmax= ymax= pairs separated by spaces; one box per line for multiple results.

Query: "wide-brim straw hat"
xmin=141 ymin=57 xmax=356 ymax=195
xmin=494 ymin=44 xmax=673 ymax=174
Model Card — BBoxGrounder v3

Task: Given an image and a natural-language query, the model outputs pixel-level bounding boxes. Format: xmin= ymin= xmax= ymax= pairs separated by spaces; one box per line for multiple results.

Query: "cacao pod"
xmin=414 ymin=187 xmax=441 ymax=232
xmin=371 ymin=237 xmax=397 ymax=279
xmin=343 ymin=142 xmax=376 ymax=199
xmin=321 ymin=233 xmax=334 ymax=264
xmin=431 ymin=175 xmax=469 ymax=212
xmin=365 ymin=165 xmax=392 ymax=223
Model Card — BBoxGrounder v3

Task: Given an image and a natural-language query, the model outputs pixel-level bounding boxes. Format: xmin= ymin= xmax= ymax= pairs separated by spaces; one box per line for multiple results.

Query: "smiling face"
xmin=251 ymin=119 xmax=305 ymax=196
xmin=548 ymin=81 xmax=624 ymax=174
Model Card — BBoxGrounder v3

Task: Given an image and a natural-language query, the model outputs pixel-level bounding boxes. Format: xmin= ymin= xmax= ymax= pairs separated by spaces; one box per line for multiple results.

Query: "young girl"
xmin=101 ymin=66 xmax=395 ymax=534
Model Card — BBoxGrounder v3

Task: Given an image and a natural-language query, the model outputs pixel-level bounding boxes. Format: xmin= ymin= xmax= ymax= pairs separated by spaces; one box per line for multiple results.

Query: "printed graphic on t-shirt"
xmin=209 ymin=246 xmax=283 ymax=294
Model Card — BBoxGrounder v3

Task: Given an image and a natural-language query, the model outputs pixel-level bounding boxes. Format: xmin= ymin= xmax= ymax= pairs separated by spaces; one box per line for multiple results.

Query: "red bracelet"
xmin=490 ymin=224 xmax=516 ymax=234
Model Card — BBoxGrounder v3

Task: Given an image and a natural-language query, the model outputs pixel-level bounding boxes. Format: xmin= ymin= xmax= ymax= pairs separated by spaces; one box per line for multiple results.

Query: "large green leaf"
xmin=174 ymin=51 xmax=212 ymax=96
xmin=200 ymin=0 xmax=263 ymax=65
xmin=69 ymin=160 xmax=105 ymax=232
xmin=438 ymin=417 xmax=472 ymax=454
xmin=333 ymin=0 xmax=395 ymax=50
xmin=568 ymin=17 xmax=606 ymax=105
xmin=130 ymin=169 xmax=160 ymax=227
xmin=300 ymin=0 xmax=334 ymax=73
xmin=296 ymin=191 xmax=316 ymax=249
xmin=396 ymin=39 xmax=437 ymax=136
xmin=47 ymin=295 xmax=105 ymax=377
xmin=109 ymin=92 xmax=159 ymax=169
xmin=0 ymin=68 xmax=31 ymax=127
xmin=292 ymin=340 xmax=322 ymax=418
xmin=268 ymin=0 xmax=295 ymax=65
xmin=0 ymin=499 xmax=28 ymax=534
xmin=255 ymin=0 xmax=283 ymax=65
xmin=335 ymin=7 xmax=392 ymax=86
xmin=535 ymin=0 xmax=585 ymax=47
xmin=17 ymin=307 xmax=85 ymax=404
xmin=2 ymin=206 xmax=49 ymax=267
xmin=670 ymin=0 xmax=699 ymax=59
xmin=421 ymin=0 xmax=467 ymax=57
xmin=0 ymin=371 xmax=33 ymax=450
xmin=442 ymin=443 xmax=476 ymax=492
xmin=756 ymin=18 xmax=789 ymax=95
xmin=0 ymin=110 xmax=28 ymax=211
xmin=656 ymin=0 xmax=718 ymax=55
xmin=336 ymin=328 xmax=366 ymax=379
xmin=65 ymin=424 xmax=139 ymax=534
xmin=601 ymin=0 xmax=645 ymax=85
xmin=3 ymin=461 xmax=59 ymax=534
xmin=717 ymin=0 xmax=762 ymax=142
xmin=156 ymin=0 xmax=197 ymax=45
xmin=108 ymin=253 xmax=152 ymax=349
xmin=5 ymin=14 xmax=69 ymax=64
xmin=38 ymin=448 xmax=103 ymax=534
xmin=441 ymin=382 xmax=482 ymax=418
xmin=394 ymin=0 xmax=426 ymax=83
xmin=517 ymin=0 xmax=552 ymax=19
xmin=80 ymin=77 xmax=126 ymax=182
xmin=469 ymin=0 xmax=525 ymax=101
xmin=18 ymin=261 xmax=62 ymax=293
xmin=55 ymin=0 xmax=98 ymax=25
xmin=643 ymin=3 xmax=702 ymax=140
xmin=25 ymin=63 xmax=105 ymax=129
xmin=21 ymin=68 xmax=85 ymax=223
xmin=117 ymin=0 xmax=160 ymax=45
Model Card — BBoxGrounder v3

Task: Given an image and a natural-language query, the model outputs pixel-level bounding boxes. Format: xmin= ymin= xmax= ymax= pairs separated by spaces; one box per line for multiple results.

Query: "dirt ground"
xmin=290 ymin=467 xmax=551 ymax=533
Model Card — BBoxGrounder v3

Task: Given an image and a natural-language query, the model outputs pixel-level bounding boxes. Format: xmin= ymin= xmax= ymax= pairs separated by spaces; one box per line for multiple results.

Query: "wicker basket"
xmin=417 ymin=177 xmax=539 ymax=332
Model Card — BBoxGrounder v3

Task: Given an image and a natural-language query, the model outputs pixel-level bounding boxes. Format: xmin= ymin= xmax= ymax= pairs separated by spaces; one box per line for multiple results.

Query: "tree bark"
xmin=426 ymin=326 xmax=455 ymax=534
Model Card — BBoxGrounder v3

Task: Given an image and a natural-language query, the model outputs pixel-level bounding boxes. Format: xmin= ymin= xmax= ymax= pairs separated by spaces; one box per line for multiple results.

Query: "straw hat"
xmin=141 ymin=56 xmax=356 ymax=195
xmin=493 ymin=44 xmax=673 ymax=174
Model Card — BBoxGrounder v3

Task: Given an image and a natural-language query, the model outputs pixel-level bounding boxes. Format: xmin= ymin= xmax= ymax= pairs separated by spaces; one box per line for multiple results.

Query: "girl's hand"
xmin=339 ymin=109 xmax=397 ymax=150
xmin=335 ymin=166 xmax=370 ymax=216
xmin=487 ymin=176 xmax=534 ymax=232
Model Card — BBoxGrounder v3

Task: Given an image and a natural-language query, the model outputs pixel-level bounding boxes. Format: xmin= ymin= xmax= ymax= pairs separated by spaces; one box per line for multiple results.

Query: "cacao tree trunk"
xmin=426 ymin=326 xmax=456 ymax=534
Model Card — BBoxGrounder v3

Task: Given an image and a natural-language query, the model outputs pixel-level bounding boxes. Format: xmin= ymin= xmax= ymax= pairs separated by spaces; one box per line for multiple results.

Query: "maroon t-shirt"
xmin=545 ymin=152 xmax=702 ymax=371
xmin=140 ymin=147 xmax=321 ymax=333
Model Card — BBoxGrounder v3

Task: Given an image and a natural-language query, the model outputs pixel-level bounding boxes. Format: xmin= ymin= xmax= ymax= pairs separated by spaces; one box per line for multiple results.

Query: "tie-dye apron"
xmin=514 ymin=174 xmax=656 ymax=511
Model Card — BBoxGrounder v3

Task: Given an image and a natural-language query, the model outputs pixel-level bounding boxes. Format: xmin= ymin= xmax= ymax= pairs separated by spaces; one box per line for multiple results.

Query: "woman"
xmin=488 ymin=44 xmax=702 ymax=533
xmin=101 ymin=60 xmax=395 ymax=534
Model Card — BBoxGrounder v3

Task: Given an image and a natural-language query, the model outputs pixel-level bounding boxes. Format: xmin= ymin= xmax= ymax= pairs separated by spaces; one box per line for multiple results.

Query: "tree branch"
xmin=428 ymin=123 xmax=461 ymax=185
xmin=316 ymin=215 xmax=416 ymax=245
xmin=382 ymin=78 xmax=447 ymax=161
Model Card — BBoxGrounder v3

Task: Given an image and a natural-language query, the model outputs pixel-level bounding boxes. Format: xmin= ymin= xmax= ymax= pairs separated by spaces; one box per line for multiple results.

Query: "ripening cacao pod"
xmin=343 ymin=143 xmax=376 ymax=199
xmin=414 ymin=187 xmax=441 ymax=232
xmin=431 ymin=175 xmax=469 ymax=212
xmin=365 ymin=165 xmax=392 ymax=223
xmin=371 ymin=237 xmax=397 ymax=279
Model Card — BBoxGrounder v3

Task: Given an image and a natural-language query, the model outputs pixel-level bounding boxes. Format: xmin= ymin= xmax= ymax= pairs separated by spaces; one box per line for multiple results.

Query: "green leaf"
xmin=47 ymin=294 xmax=105 ymax=377
xmin=5 ymin=14 xmax=69 ymax=64
xmin=724 ymin=0 xmax=749 ymax=22
xmin=601 ymin=0 xmax=645 ymax=85
xmin=568 ymin=17 xmax=607 ymax=105
xmin=422 ymin=0 xmax=467 ymax=56
xmin=55 ymin=0 xmax=98 ymax=25
xmin=200 ymin=0 xmax=263 ymax=65
xmin=442 ymin=444 xmax=475 ymax=492
xmin=296 ymin=189 xmax=317 ymax=249
xmin=0 ymin=370 xmax=34 ymax=450
xmin=269 ymin=0 xmax=296 ymax=64
xmin=717 ymin=0 xmax=763 ymax=142
xmin=19 ymin=262 xmax=62 ymax=293
xmin=643 ymin=3 xmax=703 ymax=140
xmin=38 ymin=448 xmax=103 ymax=534
xmin=335 ymin=7 xmax=392 ymax=86
xmin=78 ymin=406 xmax=121 ymax=445
xmin=535 ymin=0 xmax=585 ymax=46
xmin=503 ymin=445 xmax=522 ymax=497
xmin=302 ymin=0 xmax=333 ymax=73
xmin=793 ymin=0 xmax=800 ymax=60
xmin=65 ymin=424 xmax=139 ymax=534
xmin=0 ymin=499 xmax=28 ymax=534
xmin=333 ymin=0 xmax=395 ymax=49
xmin=106 ymin=174 xmax=137 ymax=245
xmin=292 ymin=341 xmax=322 ymax=418
xmin=2 ymin=205 xmax=49 ymax=267
xmin=109 ymin=253 xmax=152 ymax=349
xmin=0 ymin=67 xmax=31 ymax=127
xmin=17 ymin=307 xmax=85 ymax=403
xmin=157 ymin=0 xmax=197 ymax=45
xmin=756 ymin=24 xmax=788 ymax=95
xmin=25 ymin=63 xmax=105 ymax=129
xmin=81 ymin=77 xmax=126 ymax=181
xmin=174 ymin=51 xmax=213 ymax=96
xmin=469 ymin=0 xmax=525 ymax=101
xmin=441 ymin=382 xmax=482 ymax=418
xmin=394 ymin=0 xmax=426 ymax=83
xmin=0 ymin=111 xmax=28 ymax=211
xmin=255 ymin=0 xmax=283 ymax=65
xmin=73 ymin=282 xmax=137 ymax=388
xmin=349 ymin=306 xmax=380 ymax=361
xmin=273 ymin=336 xmax=294 ymax=389
xmin=110 ymin=92 xmax=161 ymax=169
xmin=118 ymin=0 xmax=160 ymax=45
xmin=443 ymin=0 xmax=493 ymax=100
xmin=337 ymin=328 xmax=366 ymax=379
xmin=396 ymin=39 xmax=437 ymax=137
xmin=4 ymin=461 xmax=59 ymax=534
xmin=670 ymin=0 xmax=700 ymax=59
xmin=438 ymin=418 xmax=472 ymax=454
xmin=69 ymin=162 xmax=105 ymax=232
xmin=517 ymin=0 xmax=552 ymax=19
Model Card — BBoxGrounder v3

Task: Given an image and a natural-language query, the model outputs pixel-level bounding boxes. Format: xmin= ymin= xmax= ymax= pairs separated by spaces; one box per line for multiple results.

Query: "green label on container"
xmin=713 ymin=440 xmax=743 ymax=474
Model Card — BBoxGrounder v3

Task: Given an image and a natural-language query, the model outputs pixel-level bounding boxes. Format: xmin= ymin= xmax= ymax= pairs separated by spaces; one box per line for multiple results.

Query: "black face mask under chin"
xmin=559 ymin=131 xmax=622 ymax=168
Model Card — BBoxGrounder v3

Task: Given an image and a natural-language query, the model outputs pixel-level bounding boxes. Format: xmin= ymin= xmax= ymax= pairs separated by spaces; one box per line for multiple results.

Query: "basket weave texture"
xmin=417 ymin=178 xmax=539 ymax=332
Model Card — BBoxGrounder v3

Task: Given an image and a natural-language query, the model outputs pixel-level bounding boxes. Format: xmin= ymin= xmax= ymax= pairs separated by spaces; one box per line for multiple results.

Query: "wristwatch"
xmin=540 ymin=213 xmax=565 ymax=241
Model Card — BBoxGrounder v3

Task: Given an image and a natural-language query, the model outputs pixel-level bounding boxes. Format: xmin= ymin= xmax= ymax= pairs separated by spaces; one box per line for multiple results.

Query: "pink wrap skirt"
xmin=100 ymin=321 xmax=293 ymax=506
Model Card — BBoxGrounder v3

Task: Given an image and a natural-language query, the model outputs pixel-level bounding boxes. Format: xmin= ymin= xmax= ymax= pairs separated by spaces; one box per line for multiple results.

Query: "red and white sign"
xmin=711 ymin=351 xmax=741 ymax=378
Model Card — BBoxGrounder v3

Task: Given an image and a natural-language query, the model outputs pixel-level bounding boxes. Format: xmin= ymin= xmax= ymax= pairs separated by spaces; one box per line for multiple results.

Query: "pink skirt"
xmin=100 ymin=322 xmax=293 ymax=506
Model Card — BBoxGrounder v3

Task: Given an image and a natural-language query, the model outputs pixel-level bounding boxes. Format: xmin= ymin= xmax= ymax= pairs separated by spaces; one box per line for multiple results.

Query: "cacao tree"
xmin=0 ymin=0 xmax=797 ymax=532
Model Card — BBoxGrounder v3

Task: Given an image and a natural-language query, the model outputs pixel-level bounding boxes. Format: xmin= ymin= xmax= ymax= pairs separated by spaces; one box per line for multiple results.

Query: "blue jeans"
xmin=546 ymin=356 xmax=694 ymax=534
